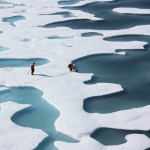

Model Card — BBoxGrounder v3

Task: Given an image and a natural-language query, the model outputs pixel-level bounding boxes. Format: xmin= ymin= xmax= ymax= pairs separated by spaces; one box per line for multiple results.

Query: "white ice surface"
xmin=0 ymin=0 xmax=150 ymax=150
xmin=113 ymin=8 xmax=150 ymax=14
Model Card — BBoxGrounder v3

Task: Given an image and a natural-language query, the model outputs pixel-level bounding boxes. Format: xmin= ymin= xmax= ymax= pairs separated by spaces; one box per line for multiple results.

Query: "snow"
xmin=113 ymin=8 xmax=150 ymax=14
xmin=0 ymin=0 xmax=150 ymax=150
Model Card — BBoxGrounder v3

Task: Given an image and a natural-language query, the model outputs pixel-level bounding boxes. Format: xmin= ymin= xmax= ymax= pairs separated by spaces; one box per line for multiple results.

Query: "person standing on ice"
xmin=68 ymin=63 xmax=78 ymax=72
xmin=31 ymin=62 xmax=35 ymax=75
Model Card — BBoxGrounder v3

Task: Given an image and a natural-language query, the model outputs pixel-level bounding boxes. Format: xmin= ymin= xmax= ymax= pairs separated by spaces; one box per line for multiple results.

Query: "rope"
xmin=24 ymin=72 xmax=70 ymax=85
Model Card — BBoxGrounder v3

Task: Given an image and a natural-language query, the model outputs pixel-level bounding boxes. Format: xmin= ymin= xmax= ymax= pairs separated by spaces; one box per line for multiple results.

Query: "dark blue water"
xmin=48 ymin=36 xmax=73 ymax=39
xmin=104 ymin=34 xmax=150 ymax=42
xmin=43 ymin=0 xmax=150 ymax=30
xmin=0 ymin=58 xmax=49 ymax=68
xmin=58 ymin=0 xmax=84 ymax=5
xmin=73 ymin=34 xmax=150 ymax=146
xmin=73 ymin=34 xmax=150 ymax=114
xmin=81 ymin=32 xmax=103 ymax=37
xmin=91 ymin=128 xmax=150 ymax=145
xmin=0 ymin=86 xmax=77 ymax=150
xmin=41 ymin=12 xmax=74 ymax=18
xmin=2 ymin=15 xmax=25 ymax=26
xmin=73 ymin=33 xmax=150 ymax=146
xmin=74 ymin=50 xmax=150 ymax=112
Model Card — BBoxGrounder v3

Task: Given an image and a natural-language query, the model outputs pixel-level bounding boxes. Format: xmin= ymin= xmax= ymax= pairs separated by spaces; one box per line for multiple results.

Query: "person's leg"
xmin=69 ymin=68 xmax=72 ymax=71
xmin=33 ymin=68 xmax=35 ymax=75
xmin=31 ymin=68 xmax=34 ymax=75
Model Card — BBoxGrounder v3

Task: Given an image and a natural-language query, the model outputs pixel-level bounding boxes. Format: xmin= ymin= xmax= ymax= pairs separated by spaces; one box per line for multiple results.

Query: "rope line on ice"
xmin=24 ymin=72 xmax=70 ymax=84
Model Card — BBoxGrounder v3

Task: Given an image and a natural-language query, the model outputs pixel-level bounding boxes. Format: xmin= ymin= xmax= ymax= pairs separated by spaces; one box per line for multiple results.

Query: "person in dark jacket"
xmin=31 ymin=62 xmax=35 ymax=75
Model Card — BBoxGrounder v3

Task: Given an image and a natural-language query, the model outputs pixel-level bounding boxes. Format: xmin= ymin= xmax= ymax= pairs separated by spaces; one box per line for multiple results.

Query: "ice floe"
xmin=0 ymin=0 xmax=150 ymax=149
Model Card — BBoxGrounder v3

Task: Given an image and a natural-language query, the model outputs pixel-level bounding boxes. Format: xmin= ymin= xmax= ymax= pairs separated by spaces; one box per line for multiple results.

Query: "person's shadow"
xmin=25 ymin=72 xmax=70 ymax=84
xmin=34 ymin=72 xmax=69 ymax=77
xmin=34 ymin=74 xmax=52 ymax=77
